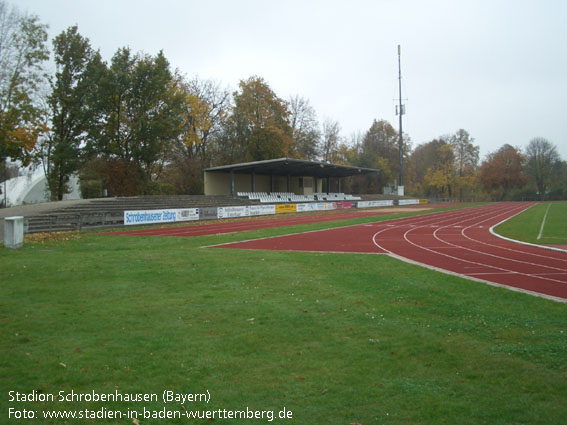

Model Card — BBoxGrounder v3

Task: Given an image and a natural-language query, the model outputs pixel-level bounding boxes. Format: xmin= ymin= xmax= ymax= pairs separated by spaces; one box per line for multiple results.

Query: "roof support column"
xmin=230 ymin=170 xmax=235 ymax=197
xmin=270 ymin=174 xmax=274 ymax=192
xmin=286 ymin=174 xmax=291 ymax=193
xmin=251 ymin=171 xmax=255 ymax=192
xmin=338 ymin=177 xmax=342 ymax=193
xmin=326 ymin=176 xmax=330 ymax=194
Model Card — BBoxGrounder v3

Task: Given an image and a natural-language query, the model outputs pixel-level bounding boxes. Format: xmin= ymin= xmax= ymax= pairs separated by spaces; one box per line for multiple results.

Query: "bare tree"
xmin=288 ymin=95 xmax=320 ymax=160
xmin=320 ymin=119 xmax=341 ymax=163
xmin=525 ymin=137 xmax=560 ymax=200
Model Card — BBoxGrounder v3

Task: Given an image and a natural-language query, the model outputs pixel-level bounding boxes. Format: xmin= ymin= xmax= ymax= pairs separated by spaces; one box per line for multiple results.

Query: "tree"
xmin=524 ymin=137 xmax=560 ymax=200
xmin=407 ymin=138 xmax=449 ymax=195
xmin=86 ymin=48 xmax=185 ymax=195
xmin=450 ymin=129 xmax=479 ymax=200
xmin=42 ymin=26 xmax=95 ymax=200
xmin=182 ymin=77 xmax=230 ymax=166
xmin=230 ymin=76 xmax=294 ymax=162
xmin=320 ymin=119 xmax=341 ymax=163
xmin=0 ymin=1 xmax=48 ymax=201
xmin=289 ymin=95 xmax=320 ymax=160
xmin=424 ymin=143 xmax=456 ymax=197
xmin=356 ymin=119 xmax=406 ymax=190
xmin=478 ymin=144 xmax=526 ymax=200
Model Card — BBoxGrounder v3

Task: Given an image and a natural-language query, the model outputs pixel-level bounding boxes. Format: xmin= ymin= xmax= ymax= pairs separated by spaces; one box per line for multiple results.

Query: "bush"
xmin=80 ymin=179 xmax=103 ymax=199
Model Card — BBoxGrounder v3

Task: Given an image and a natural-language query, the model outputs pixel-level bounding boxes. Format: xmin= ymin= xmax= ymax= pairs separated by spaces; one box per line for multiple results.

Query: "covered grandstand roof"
xmin=204 ymin=158 xmax=380 ymax=178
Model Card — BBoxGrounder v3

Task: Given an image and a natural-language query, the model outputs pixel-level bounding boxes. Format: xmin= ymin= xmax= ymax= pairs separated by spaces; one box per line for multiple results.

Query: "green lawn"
xmin=1 ymin=206 xmax=566 ymax=424
xmin=495 ymin=202 xmax=567 ymax=246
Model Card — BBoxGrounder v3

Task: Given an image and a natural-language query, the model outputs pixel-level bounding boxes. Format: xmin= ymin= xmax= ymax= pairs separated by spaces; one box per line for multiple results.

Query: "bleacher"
xmin=238 ymin=192 xmax=361 ymax=203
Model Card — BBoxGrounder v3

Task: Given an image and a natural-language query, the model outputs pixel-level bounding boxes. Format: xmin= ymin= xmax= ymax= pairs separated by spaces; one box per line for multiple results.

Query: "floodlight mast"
xmin=397 ymin=44 xmax=404 ymax=195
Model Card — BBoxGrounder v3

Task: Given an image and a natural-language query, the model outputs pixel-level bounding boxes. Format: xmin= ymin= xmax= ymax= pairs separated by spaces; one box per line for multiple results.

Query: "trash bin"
xmin=4 ymin=216 xmax=24 ymax=249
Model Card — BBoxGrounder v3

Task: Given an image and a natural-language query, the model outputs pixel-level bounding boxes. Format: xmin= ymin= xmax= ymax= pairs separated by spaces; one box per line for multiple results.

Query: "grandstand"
xmin=237 ymin=192 xmax=361 ymax=203
xmin=1 ymin=158 xmax=387 ymax=235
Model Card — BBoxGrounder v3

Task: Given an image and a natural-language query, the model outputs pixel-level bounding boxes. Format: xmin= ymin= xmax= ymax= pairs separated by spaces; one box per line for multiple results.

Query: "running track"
xmin=212 ymin=202 xmax=567 ymax=302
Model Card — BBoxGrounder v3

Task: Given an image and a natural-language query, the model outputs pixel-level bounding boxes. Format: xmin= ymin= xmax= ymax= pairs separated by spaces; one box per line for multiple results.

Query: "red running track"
xmin=106 ymin=209 xmax=397 ymax=237
xmin=213 ymin=203 xmax=567 ymax=301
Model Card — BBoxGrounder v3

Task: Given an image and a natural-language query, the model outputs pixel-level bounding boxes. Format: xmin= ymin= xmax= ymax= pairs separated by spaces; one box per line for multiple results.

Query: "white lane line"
xmin=374 ymin=203 xmax=567 ymax=287
xmin=537 ymin=203 xmax=551 ymax=240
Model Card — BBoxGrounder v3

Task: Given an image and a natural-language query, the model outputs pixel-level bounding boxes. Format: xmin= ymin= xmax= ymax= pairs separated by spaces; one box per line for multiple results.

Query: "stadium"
xmin=2 ymin=160 xmax=566 ymax=423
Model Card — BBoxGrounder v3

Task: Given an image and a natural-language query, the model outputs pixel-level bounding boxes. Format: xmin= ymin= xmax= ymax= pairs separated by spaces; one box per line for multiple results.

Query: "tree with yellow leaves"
xmin=0 ymin=1 xmax=49 ymax=203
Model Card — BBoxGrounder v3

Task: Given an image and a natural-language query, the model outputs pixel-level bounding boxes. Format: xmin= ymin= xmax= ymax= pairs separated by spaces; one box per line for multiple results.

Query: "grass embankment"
xmin=1 ymin=206 xmax=566 ymax=425
xmin=495 ymin=202 xmax=567 ymax=246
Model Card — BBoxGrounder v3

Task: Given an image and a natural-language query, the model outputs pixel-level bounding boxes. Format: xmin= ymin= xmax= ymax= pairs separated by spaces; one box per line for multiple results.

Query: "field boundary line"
xmin=489 ymin=204 xmax=567 ymax=253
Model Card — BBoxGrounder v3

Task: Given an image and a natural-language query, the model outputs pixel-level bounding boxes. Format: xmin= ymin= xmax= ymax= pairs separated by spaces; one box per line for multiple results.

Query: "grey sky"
xmin=16 ymin=0 xmax=567 ymax=160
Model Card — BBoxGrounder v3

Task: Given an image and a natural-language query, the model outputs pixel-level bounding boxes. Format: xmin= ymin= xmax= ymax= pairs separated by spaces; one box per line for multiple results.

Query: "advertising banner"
xmin=217 ymin=206 xmax=250 ymax=219
xmin=296 ymin=203 xmax=319 ymax=212
xmin=335 ymin=201 xmax=352 ymax=209
xmin=275 ymin=204 xmax=297 ymax=214
xmin=249 ymin=205 xmax=276 ymax=216
xmin=356 ymin=200 xmax=394 ymax=208
xmin=176 ymin=208 xmax=199 ymax=222
xmin=199 ymin=207 xmax=218 ymax=221
xmin=398 ymin=199 xmax=420 ymax=206
xmin=124 ymin=208 xmax=199 ymax=226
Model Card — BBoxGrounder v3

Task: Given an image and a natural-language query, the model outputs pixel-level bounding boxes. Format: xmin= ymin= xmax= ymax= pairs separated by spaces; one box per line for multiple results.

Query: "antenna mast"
xmin=396 ymin=44 xmax=405 ymax=196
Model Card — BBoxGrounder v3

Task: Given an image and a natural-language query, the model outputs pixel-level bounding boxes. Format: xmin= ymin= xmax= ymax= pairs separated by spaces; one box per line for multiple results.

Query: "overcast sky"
xmin=16 ymin=0 xmax=567 ymax=160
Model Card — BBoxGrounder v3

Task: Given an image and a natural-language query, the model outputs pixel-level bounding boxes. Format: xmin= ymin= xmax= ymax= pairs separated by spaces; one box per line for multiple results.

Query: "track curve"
xmin=215 ymin=203 xmax=567 ymax=301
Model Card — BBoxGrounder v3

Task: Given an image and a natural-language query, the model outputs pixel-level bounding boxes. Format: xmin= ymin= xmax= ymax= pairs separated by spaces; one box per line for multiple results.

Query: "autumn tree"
xmin=423 ymin=142 xmax=455 ymax=197
xmin=166 ymin=77 xmax=230 ymax=194
xmin=42 ymin=26 xmax=96 ymax=200
xmin=450 ymin=129 xmax=479 ymax=200
xmin=0 ymin=1 xmax=48 ymax=201
xmin=524 ymin=137 xmax=560 ymax=200
xmin=355 ymin=119 xmax=408 ymax=191
xmin=478 ymin=144 xmax=526 ymax=200
xmin=229 ymin=76 xmax=294 ymax=162
xmin=86 ymin=48 xmax=184 ymax=195
xmin=289 ymin=95 xmax=320 ymax=160
xmin=407 ymin=138 xmax=448 ymax=196
xmin=182 ymin=77 xmax=230 ymax=165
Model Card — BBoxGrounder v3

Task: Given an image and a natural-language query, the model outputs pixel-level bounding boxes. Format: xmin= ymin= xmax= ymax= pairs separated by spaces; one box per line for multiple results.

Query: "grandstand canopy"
xmin=204 ymin=158 xmax=379 ymax=178
xmin=203 ymin=158 xmax=380 ymax=196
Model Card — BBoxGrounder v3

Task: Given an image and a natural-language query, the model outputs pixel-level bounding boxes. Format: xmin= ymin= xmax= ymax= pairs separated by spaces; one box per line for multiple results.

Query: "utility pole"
xmin=396 ymin=44 xmax=405 ymax=196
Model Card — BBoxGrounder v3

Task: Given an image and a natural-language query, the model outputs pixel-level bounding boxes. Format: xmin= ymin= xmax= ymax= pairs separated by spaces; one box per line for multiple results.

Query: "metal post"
xmin=229 ymin=170 xmax=235 ymax=197
xmin=397 ymin=45 xmax=404 ymax=192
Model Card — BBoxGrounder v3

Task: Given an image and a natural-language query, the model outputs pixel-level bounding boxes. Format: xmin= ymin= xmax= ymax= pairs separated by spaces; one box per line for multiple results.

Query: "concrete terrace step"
xmin=22 ymin=195 xmax=262 ymax=233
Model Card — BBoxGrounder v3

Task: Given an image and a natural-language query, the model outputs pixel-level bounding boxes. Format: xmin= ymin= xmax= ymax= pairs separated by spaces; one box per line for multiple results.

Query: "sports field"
xmin=1 ymin=202 xmax=566 ymax=424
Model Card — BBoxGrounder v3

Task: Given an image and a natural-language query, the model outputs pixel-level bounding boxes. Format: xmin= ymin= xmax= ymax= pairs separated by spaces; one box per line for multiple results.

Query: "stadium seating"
xmin=238 ymin=192 xmax=361 ymax=203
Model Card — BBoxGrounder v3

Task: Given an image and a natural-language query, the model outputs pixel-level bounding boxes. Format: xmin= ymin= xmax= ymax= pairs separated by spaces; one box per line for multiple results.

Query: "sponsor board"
xmin=199 ymin=207 xmax=218 ymax=221
xmin=335 ymin=201 xmax=352 ymax=209
xmin=324 ymin=202 xmax=337 ymax=210
xmin=356 ymin=200 xmax=394 ymax=208
xmin=124 ymin=208 xmax=199 ymax=226
xmin=217 ymin=206 xmax=250 ymax=219
xmin=275 ymin=204 xmax=297 ymax=214
xmin=249 ymin=204 xmax=276 ymax=216
xmin=398 ymin=199 xmax=420 ymax=206
xmin=176 ymin=208 xmax=199 ymax=221
xmin=419 ymin=199 xmax=429 ymax=204
xmin=296 ymin=203 xmax=319 ymax=212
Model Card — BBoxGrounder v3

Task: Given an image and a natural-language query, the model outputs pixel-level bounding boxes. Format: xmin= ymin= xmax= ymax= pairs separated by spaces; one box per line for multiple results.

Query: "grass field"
xmin=1 ymin=206 xmax=566 ymax=424
xmin=495 ymin=202 xmax=567 ymax=246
